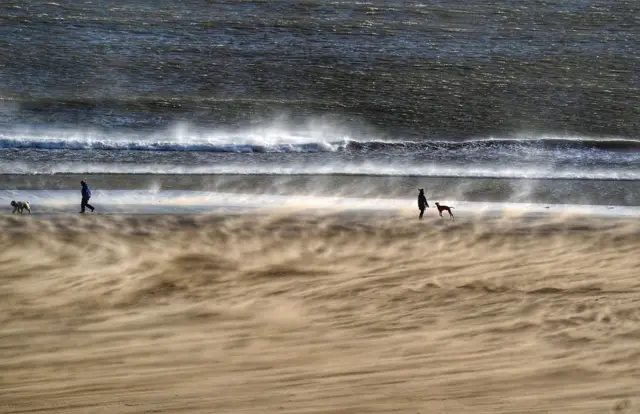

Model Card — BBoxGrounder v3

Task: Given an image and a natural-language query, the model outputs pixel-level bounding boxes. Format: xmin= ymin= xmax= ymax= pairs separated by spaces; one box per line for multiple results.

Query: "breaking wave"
xmin=0 ymin=128 xmax=638 ymax=153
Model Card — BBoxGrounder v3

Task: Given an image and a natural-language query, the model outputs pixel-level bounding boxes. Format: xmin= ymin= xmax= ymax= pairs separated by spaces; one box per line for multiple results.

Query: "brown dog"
xmin=435 ymin=202 xmax=454 ymax=220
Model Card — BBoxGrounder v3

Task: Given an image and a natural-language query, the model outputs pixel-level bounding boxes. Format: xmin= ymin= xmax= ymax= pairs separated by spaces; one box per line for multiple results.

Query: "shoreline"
xmin=2 ymin=190 xmax=639 ymax=220
xmin=1 ymin=174 xmax=638 ymax=207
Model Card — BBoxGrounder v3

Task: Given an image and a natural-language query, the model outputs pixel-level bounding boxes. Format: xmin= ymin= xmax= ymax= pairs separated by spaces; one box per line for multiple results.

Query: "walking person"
xmin=80 ymin=180 xmax=95 ymax=213
xmin=418 ymin=188 xmax=429 ymax=219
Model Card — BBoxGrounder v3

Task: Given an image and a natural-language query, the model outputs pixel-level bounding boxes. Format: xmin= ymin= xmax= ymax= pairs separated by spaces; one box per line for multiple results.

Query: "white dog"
xmin=10 ymin=200 xmax=31 ymax=214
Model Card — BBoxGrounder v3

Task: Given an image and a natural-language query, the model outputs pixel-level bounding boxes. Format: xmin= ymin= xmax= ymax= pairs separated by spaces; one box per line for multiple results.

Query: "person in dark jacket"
xmin=418 ymin=188 xmax=429 ymax=219
xmin=80 ymin=180 xmax=95 ymax=213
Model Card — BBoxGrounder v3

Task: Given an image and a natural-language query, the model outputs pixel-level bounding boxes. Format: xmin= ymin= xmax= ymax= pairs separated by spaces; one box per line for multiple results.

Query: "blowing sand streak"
xmin=1 ymin=213 xmax=639 ymax=413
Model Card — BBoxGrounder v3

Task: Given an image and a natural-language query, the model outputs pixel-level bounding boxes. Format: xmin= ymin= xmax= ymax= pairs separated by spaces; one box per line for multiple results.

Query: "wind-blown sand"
xmin=1 ymin=210 xmax=639 ymax=413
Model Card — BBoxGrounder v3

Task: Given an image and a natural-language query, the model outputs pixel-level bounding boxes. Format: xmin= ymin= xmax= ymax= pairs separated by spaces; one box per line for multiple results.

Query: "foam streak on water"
xmin=2 ymin=162 xmax=638 ymax=181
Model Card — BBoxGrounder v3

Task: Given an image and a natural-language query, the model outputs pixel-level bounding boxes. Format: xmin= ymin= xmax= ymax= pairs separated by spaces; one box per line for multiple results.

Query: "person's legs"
xmin=80 ymin=196 xmax=93 ymax=213
xmin=419 ymin=208 xmax=425 ymax=219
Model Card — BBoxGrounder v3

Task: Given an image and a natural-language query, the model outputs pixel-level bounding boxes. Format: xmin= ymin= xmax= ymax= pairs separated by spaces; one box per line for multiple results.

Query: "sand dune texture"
xmin=1 ymin=212 xmax=639 ymax=413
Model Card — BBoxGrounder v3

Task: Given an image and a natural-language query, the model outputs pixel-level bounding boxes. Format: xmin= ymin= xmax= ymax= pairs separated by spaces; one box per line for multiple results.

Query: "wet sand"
xmin=2 ymin=172 xmax=639 ymax=206
xmin=1 ymin=211 xmax=639 ymax=413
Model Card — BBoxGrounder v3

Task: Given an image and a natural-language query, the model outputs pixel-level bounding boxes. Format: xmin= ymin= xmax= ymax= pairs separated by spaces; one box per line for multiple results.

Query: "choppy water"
xmin=0 ymin=0 xmax=638 ymax=206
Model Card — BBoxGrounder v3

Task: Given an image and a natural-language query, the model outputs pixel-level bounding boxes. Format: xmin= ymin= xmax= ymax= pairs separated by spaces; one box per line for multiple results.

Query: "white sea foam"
xmin=0 ymin=121 xmax=352 ymax=152
xmin=0 ymin=123 xmax=637 ymax=153
xmin=2 ymin=161 xmax=637 ymax=180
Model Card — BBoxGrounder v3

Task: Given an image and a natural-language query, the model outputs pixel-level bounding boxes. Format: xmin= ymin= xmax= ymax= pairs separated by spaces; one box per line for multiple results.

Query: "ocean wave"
xmin=0 ymin=136 xmax=336 ymax=153
xmin=0 ymin=131 xmax=638 ymax=153
xmin=340 ymin=138 xmax=640 ymax=153
xmin=2 ymin=162 xmax=638 ymax=180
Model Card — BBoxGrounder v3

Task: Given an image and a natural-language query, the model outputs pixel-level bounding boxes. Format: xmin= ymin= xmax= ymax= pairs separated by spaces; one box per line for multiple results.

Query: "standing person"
xmin=80 ymin=180 xmax=95 ymax=213
xmin=418 ymin=188 xmax=429 ymax=220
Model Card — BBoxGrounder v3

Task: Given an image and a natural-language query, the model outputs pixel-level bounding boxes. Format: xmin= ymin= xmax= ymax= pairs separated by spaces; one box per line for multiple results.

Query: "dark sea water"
xmin=0 ymin=0 xmax=638 ymax=206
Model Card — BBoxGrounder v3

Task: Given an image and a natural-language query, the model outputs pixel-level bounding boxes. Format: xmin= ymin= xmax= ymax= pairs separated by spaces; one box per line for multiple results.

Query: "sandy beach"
xmin=1 ymin=209 xmax=639 ymax=414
